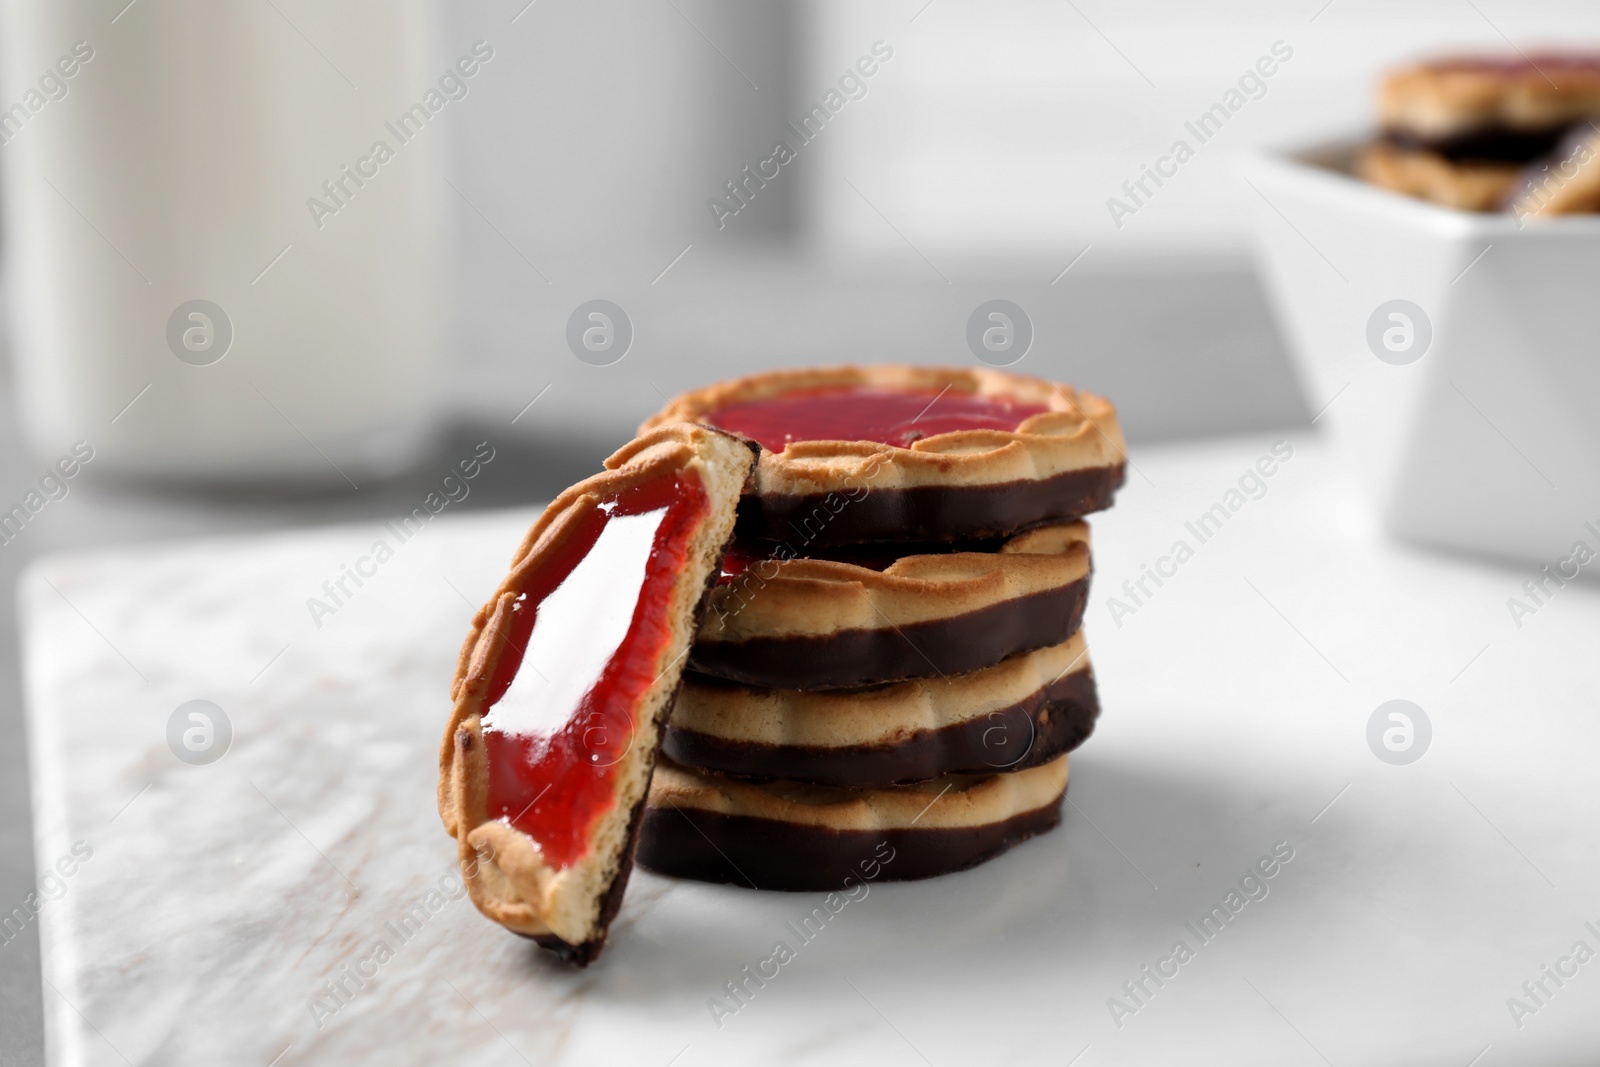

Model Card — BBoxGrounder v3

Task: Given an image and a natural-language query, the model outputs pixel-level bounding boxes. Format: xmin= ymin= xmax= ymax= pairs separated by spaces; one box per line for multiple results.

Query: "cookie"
xmin=637 ymin=755 xmax=1070 ymax=890
xmin=1359 ymin=140 xmax=1521 ymax=211
xmin=665 ymin=630 xmax=1096 ymax=787
xmin=1379 ymin=53 xmax=1600 ymax=148
xmin=1504 ymin=127 xmax=1600 ymax=218
xmin=639 ymin=365 xmax=1125 ymax=547
xmin=437 ymin=423 xmax=756 ymax=964
xmin=689 ymin=521 xmax=1091 ymax=690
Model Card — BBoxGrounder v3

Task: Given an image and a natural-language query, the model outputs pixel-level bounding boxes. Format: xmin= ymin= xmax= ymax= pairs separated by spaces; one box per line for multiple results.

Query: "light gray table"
xmin=0 ymin=262 xmax=1302 ymax=1065
xmin=21 ymin=434 xmax=1600 ymax=1066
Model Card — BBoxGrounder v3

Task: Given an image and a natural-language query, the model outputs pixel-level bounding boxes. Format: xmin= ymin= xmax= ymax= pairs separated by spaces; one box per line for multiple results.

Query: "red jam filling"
xmin=706 ymin=386 xmax=1048 ymax=453
xmin=480 ymin=471 xmax=707 ymax=870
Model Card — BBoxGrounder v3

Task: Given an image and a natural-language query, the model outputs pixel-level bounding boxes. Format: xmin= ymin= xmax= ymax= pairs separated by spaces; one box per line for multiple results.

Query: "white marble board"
xmin=20 ymin=436 xmax=1600 ymax=1066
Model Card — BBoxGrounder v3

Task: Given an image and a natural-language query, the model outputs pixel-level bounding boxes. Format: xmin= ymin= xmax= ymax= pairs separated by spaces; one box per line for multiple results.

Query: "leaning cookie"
xmin=666 ymin=630 xmax=1096 ymax=787
xmin=689 ymin=521 xmax=1090 ymax=690
xmin=639 ymin=365 xmax=1125 ymax=547
xmin=1503 ymin=127 xmax=1600 ymax=218
xmin=637 ymin=755 xmax=1069 ymax=890
xmin=438 ymin=423 xmax=756 ymax=964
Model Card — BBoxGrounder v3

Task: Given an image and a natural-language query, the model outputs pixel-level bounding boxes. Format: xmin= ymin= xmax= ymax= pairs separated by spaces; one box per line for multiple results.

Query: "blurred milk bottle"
xmin=0 ymin=0 xmax=443 ymax=483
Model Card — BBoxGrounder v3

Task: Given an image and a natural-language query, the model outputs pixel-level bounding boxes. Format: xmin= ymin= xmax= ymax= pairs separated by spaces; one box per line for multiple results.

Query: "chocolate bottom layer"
xmin=688 ymin=578 xmax=1087 ymax=690
xmin=664 ymin=668 xmax=1099 ymax=787
xmin=637 ymin=794 xmax=1064 ymax=890
xmin=738 ymin=464 xmax=1124 ymax=547
xmin=1384 ymin=124 xmax=1574 ymax=165
xmin=522 ymin=763 xmax=655 ymax=966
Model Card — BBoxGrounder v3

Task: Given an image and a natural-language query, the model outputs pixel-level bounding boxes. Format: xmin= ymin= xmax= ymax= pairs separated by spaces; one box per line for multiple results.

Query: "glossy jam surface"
xmin=707 ymin=386 xmax=1048 ymax=453
xmin=481 ymin=472 xmax=706 ymax=869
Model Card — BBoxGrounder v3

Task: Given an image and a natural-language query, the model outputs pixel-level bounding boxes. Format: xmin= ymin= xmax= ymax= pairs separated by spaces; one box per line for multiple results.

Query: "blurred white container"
xmin=0 ymin=0 xmax=443 ymax=484
xmin=1244 ymin=140 xmax=1600 ymax=568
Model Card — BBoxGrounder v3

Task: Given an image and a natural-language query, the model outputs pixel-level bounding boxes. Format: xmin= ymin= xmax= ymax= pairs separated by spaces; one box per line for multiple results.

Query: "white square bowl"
xmin=1243 ymin=140 xmax=1600 ymax=570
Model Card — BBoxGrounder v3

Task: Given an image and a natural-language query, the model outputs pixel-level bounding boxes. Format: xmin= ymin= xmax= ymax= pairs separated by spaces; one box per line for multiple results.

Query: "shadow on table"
xmin=506 ymin=753 xmax=1355 ymax=1009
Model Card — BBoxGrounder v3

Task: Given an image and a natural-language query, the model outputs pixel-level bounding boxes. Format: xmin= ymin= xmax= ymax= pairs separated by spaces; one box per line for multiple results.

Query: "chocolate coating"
xmin=663 ymin=668 xmax=1099 ymax=788
xmin=637 ymin=795 xmax=1065 ymax=890
xmin=737 ymin=464 xmax=1124 ymax=547
xmin=1384 ymin=124 xmax=1575 ymax=164
xmin=688 ymin=578 xmax=1088 ymax=690
xmin=524 ymin=752 xmax=655 ymax=966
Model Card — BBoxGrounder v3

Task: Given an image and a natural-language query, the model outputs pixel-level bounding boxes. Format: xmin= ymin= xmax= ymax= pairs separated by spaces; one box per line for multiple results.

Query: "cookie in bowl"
xmin=1362 ymin=52 xmax=1600 ymax=211
xmin=1504 ymin=126 xmax=1600 ymax=219
xmin=640 ymin=365 xmax=1125 ymax=547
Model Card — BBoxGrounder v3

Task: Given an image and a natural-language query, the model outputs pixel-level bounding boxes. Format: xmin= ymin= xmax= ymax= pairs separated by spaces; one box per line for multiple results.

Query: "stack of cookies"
xmin=1361 ymin=52 xmax=1600 ymax=217
xmin=437 ymin=367 xmax=1124 ymax=963
xmin=633 ymin=366 xmax=1125 ymax=890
